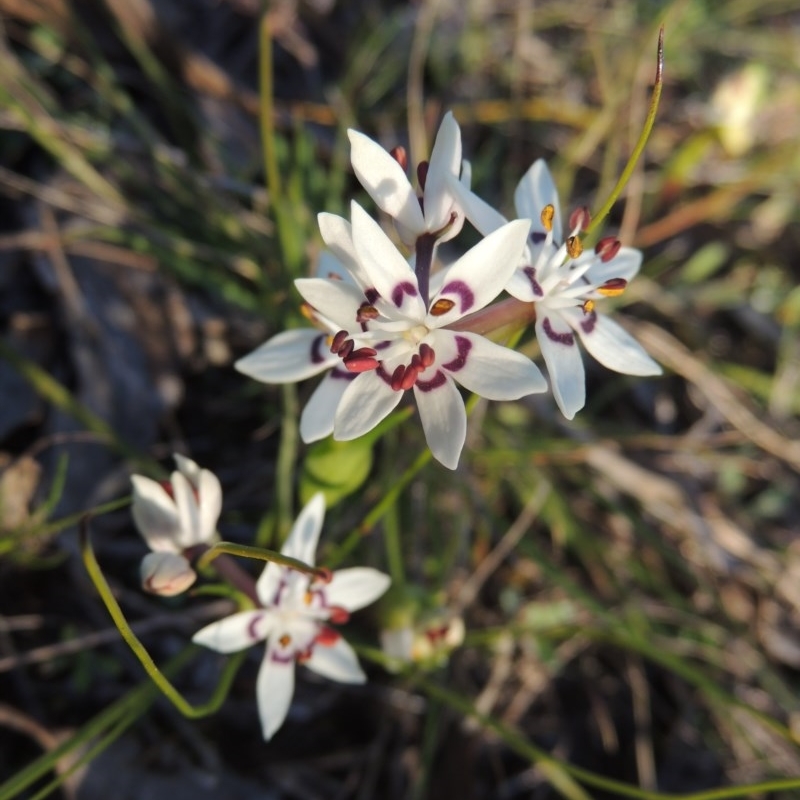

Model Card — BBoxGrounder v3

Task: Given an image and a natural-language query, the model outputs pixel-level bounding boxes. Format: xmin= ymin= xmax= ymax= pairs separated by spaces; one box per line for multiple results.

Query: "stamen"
xmin=581 ymin=299 xmax=596 ymax=314
xmin=337 ymin=339 xmax=354 ymax=358
xmin=569 ymin=206 xmax=591 ymax=232
xmin=390 ymin=364 xmax=406 ymax=392
xmin=390 ymin=145 xmax=408 ymax=172
xmin=594 ymin=236 xmax=621 ymax=262
xmin=566 ymin=236 xmax=583 ymax=258
xmin=315 ymin=626 xmax=341 ymax=647
xmin=343 ymin=348 xmax=379 ymax=372
xmin=418 ymin=343 xmax=435 ymax=368
xmin=597 ymin=278 xmax=628 ymax=297
xmin=417 ymin=160 xmax=429 ymax=191
xmin=400 ymin=364 xmax=419 ymax=391
xmin=328 ymin=607 xmax=350 ymax=625
xmin=330 ymin=330 xmax=349 ymax=354
xmin=279 ymin=634 xmax=291 ymax=648
xmin=540 ymin=204 xmax=555 ymax=232
xmin=430 ymin=298 xmax=456 ymax=316
xmin=356 ymin=303 xmax=379 ymax=323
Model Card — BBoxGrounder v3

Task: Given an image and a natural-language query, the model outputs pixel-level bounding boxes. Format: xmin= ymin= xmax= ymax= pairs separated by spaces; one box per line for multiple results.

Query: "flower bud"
xmin=140 ymin=552 xmax=197 ymax=596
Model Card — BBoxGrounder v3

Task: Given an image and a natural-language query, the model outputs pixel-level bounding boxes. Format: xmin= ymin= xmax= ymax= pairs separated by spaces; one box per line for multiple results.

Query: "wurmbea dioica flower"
xmin=295 ymin=201 xmax=548 ymax=469
xmin=452 ymin=160 xmax=661 ymax=419
xmin=131 ymin=455 xmax=222 ymax=595
xmin=192 ymin=494 xmax=390 ymax=741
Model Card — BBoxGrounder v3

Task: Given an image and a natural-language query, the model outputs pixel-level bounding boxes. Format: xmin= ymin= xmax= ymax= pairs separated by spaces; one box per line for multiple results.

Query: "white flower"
xmin=192 ymin=494 xmax=390 ymax=741
xmin=140 ymin=552 xmax=197 ymax=596
xmin=348 ymin=112 xmax=464 ymax=245
xmin=131 ymin=455 xmax=222 ymax=594
xmin=294 ymin=201 xmax=548 ymax=469
xmin=452 ymin=159 xmax=661 ymax=419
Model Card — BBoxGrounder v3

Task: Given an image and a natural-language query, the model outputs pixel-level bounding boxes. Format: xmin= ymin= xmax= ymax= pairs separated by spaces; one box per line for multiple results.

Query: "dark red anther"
xmin=330 ymin=329 xmax=349 ymax=354
xmin=418 ymin=343 xmax=435 ymax=368
xmin=314 ymin=566 xmax=333 ymax=585
xmin=594 ymin=236 xmax=621 ymax=262
xmin=158 ymin=480 xmax=176 ymax=500
xmin=343 ymin=348 xmax=379 ymax=372
xmin=400 ymin=364 xmax=419 ymax=391
xmin=315 ymin=625 xmax=341 ymax=646
xmin=337 ymin=338 xmax=354 ymax=358
xmin=569 ymin=206 xmax=591 ymax=232
xmin=390 ymin=364 xmax=406 ymax=391
xmin=356 ymin=303 xmax=379 ymax=323
xmin=417 ymin=160 xmax=429 ymax=191
xmin=390 ymin=145 xmax=408 ymax=172
xmin=328 ymin=606 xmax=350 ymax=625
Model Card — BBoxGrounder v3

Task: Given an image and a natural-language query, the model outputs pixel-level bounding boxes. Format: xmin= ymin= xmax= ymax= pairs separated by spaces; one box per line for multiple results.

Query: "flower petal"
xmin=173 ymin=454 xmax=201 ymax=489
xmin=316 ymin=213 xmax=370 ymax=287
xmin=130 ymin=475 xmax=181 ymax=552
xmin=514 ymin=159 xmax=563 ymax=244
xmin=196 ymin=467 xmax=222 ymax=543
xmin=536 ymin=313 xmax=586 ymax=419
xmin=140 ymin=552 xmax=196 ymax=596
xmin=171 ymin=470 xmax=201 ymax=548
xmin=235 ymin=329 xmax=338 ymax=384
xmin=294 ymin=278 xmax=366 ymax=331
xmin=427 ymin=219 xmax=531 ymax=327
xmin=257 ymin=649 xmax=296 ymax=740
xmin=280 ymin=492 xmax=326 ymax=566
xmin=299 ymin=369 xmax=354 ymax=443
xmin=413 ymin=374 xmax=466 ymax=469
xmin=334 ymin=371 xmax=404 ymax=442
xmin=350 ymin=202 xmax=425 ymax=317
xmin=582 ymin=246 xmax=642 ymax=285
xmin=447 ymin=175 xmax=509 ymax=237
xmin=192 ymin=609 xmax=274 ymax=653
xmin=433 ymin=330 xmax=548 ymax=399
xmin=304 ymin=637 xmax=366 ymax=684
xmin=424 ymin=112 xmax=462 ymax=232
xmin=324 ymin=567 xmax=391 ymax=612
xmin=348 ymin=129 xmax=425 ymax=235
xmin=570 ymin=311 xmax=662 ymax=376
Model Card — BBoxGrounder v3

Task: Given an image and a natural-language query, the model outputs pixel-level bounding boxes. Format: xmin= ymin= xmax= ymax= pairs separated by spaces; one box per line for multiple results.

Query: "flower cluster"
xmin=237 ymin=113 xmax=660 ymax=468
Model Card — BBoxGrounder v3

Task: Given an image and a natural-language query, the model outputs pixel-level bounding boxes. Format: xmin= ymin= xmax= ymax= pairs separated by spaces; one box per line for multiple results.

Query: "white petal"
xmin=504 ymin=267 xmax=539 ymax=302
xmin=316 ymin=214 xmax=370 ymax=287
xmin=413 ymin=374 xmax=466 ymax=469
xmin=424 ymin=112 xmax=462 ymax=232
xmin=235 ymin=329 xmax=337 ymax=384
xmin=581 ymin=246 xmax=642 ymax=285
xmin=350 ymin=202 xmax=425 ymax=317
xmin=536 ymin=313 xmax=586 ymax=419
xmin=130 ymin=475 xmax=181 ymax=553
xmin=257 ymin=649 xmax=295 ymax=740
xmin=294 ymin=278 xmax=365 ymax=331
xmin=299 ymin=370 xmax=353 ymax=443
xmin=192 ymin=609 xmax=274 ymax=653
xmin=432 ymin=330 xmax=548 ymax=400
xmin=515 ymin=160 xmax=563 ymax=244
xmin=324 ymin=568 xmax=391 ymax=612
xmin=427 ymin=219 xmax=531 ymax=327
xmin=571 ymin=311 xmax=662 ymax=376
xmin=278 ymin=493 xmax=326 ymax=567
xmin=304 ymin=637 xmax=366 ymax=684
xmin=334 ymin=371 xmax=404 ymax=442
xmin=448 ymin=176 xmax=508 ymax=237
xmin=173 ymin=454 xmax=201 ymax=488
xmin=348 ymin=129 xmax=425 ymax=234
xmin=196 ymin=468 xmax=222 ymax=543
xmin=171 ymin=471 xmax=201 ymax=549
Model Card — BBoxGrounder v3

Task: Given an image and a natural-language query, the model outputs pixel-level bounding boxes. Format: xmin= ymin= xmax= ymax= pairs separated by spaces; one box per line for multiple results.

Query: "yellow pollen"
xmin=300 ymin=303 xmax=316 ymax=322
xmin=566 ymin=236 xmax=583 ymax=259
xmin=582 ymin=299 xmax=595 ymax=314
xmin=279 ymin=634 xmax=291 ymax=647
xmin=430 ymin=298 xmax=456 ymax=316
xmin=540 ymin=204 xmax=555 ymax=232
xmin=304 ymin=591 xmax=313 ymax=605
xmin=597 ymin=278 xmax=627 ymax=297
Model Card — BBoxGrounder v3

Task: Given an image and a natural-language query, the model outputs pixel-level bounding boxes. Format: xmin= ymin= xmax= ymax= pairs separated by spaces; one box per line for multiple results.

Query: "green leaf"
xmin=300 ymin=437 xmax=374 ymax=508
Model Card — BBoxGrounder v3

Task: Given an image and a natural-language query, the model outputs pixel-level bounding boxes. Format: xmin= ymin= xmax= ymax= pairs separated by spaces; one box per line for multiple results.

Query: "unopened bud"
xmin=140 ymin=552 xmax=197 ymax=596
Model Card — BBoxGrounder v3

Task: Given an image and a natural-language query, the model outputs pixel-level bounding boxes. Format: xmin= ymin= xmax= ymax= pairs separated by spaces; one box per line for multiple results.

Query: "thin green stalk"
xmin=197 ymin=540 xmax=324 ymax=579
xmin=275 ymin=383 xmax=299 ymax=539
xmin=81 ymin=520 xmax=246 ymax=718
xmin=382 ymin=502 xmax=405 ymax=587
xmin=586 ymin=27 xmax=664 ymax=237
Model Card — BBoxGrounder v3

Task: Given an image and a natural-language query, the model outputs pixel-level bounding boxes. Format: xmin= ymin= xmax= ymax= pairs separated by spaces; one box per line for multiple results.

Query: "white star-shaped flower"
xmin=192 ymin=494 xmax=390 ymax=740
xmin=131 ymin=455 xmax=222 ymax=595
xmin=348 ymin=112 xmax=464 ymax=245
xmin=452 ymin=159 xmax=661 ymax=419
xmin=294 ymin=201 xmax=548 ymax=469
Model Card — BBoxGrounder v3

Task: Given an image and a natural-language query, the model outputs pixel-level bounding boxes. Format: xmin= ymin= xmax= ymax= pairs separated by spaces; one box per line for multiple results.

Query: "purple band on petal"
xmin=542 ymin=317 xmax=575 ymax=346
xmin=375 ymin=364 xmax=392 ymax=386
xmin=441 ymin=335 xmax=472 ymax=373
xmin=523 ymin=267 xmax=544 ymax=298
xmin=415 ymin=370 xmax=446 ymax=392
xmin=270 ymin=648 xmax=295 ymax=664
xmin=310 ymin=334 xmax=328 ymax=364
xmin=247 ymin=613 xmax=264 ymax=641
xmin=580 ymin=310 xmax=597 ymax=335
xmin=331 ymin=366 xmax=358 ymax=382
xmin=440 ymin=280 xmax=475 ymax=314
xmin=530 ymin=232 xmax=547 ymax=245
xmin=391 ymin=281 xmax=419 ymax=308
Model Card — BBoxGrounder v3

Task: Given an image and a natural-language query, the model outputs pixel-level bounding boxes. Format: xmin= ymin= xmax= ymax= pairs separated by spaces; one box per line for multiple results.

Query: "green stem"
xmin=197 ymin=540 xmax=325 ymax=580
xmin=586 ymin=27 xmax=664 ymax=237
xmin=275 ymin=383 xmax=299 ymax=539
xmin=81 ymin=519 xmax=246 ymax=718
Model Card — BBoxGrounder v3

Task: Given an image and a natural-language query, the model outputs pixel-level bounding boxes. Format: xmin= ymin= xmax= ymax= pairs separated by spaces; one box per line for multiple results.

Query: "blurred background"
xmin=1 ymin=0 xmax=800 ymax=798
